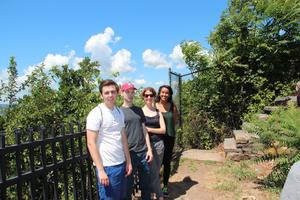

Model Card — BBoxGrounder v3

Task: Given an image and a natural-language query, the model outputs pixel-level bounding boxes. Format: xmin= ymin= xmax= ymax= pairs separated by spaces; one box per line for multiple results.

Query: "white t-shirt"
xmin=86 ymin=103 xmax=125 ymax=166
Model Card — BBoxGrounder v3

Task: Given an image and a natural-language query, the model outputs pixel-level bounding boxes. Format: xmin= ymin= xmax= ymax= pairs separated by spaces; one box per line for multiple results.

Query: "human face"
xmin=101 ymin=85 xmax=118 ymax=108
xmin=143 ymin=90 xmax=154 ymax=105
xmin=122 ymin=88 xmax=136 ymax=103
xmin=159 ymin=87 xmax=170 ymax=102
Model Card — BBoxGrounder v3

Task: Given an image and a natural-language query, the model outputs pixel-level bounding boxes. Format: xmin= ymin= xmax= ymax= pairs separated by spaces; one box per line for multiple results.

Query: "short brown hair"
xmin=141 ymin=87 xmax=157 ymax=98
xmin=99 ymin=79 xmax=119 ymax=94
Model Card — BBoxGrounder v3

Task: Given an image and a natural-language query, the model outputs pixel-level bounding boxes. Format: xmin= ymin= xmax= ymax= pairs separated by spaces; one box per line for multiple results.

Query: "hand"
xmin=125 ymin=162 xmax=133 ymax=177
xmin=146 ymin=149 xmax=153 ymax=163
xmin=98 ymin=169 xmax=109 ymax=186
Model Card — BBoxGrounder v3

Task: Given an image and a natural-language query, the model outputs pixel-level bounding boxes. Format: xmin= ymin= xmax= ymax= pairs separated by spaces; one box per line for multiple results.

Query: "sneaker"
xmin=162 ymin=187 xmax=169 ymax=197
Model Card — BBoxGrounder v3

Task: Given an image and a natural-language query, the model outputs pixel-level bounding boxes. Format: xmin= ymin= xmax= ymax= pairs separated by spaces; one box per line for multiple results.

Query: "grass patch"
xmin=179 ymin=157 xmax=188 ymax=165
xmin=188 ymin=162 xmax=197 ymax=172
xmin=216 ymin=160 xmax=256 ymax=181
xmin=203 ymin=160 xmax=217 ymax=165
xmin=214 ymin=180 xmax=238 ymax=191
xmin=265 ymin=187 xmax=281 ymax=198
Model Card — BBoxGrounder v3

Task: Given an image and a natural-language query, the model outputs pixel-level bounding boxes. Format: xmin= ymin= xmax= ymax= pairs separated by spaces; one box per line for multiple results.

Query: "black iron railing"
xmin=0 ymin=123 xmax=98 ymax=200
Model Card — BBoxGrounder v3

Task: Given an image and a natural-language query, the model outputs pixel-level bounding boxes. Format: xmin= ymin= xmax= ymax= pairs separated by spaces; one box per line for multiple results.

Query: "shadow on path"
xmin=168 ymin=176 xmax=198 ymax=199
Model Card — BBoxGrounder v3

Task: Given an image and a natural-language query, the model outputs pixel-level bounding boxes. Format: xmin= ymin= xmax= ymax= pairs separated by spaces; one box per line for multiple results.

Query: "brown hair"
xmin=141 ymin=87 xmax=157 ymax=98
xmin=98 ymin=79 xmax=119 ymax=94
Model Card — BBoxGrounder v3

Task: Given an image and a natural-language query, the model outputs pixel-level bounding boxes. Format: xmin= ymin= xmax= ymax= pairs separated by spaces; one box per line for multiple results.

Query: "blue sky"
xmin=0 ymin=0 xmax=227 ymax=89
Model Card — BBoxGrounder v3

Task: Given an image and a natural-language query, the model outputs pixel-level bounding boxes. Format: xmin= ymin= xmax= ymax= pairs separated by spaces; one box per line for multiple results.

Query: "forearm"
xmin=121 ymin=130 xmax=131 ymax=164
xmin=143 ymin=126 xmax=152 ymax=152
xmin=87 ymin=142 xmax=105 ymax=171
xmin=146 ymin=127 xmax=165 ymax=134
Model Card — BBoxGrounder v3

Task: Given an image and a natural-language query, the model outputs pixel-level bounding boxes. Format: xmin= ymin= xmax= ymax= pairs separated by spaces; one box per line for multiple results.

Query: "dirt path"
xmin=166 ymin=151 xmax=279 ymax=200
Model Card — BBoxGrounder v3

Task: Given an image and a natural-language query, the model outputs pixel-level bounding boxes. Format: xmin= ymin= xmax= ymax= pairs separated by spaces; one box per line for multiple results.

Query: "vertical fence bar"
xmin=14 ymin=129 xmax=23 ymax=200
xmin=1 ymin=122 xmax=92 ymax=200
xmin=40 ymin=126 xmax=49 ymax=200
xmin=179 ymin=75 xmax=182 ymax=127
xmin=0 ymin=130 xmax=7 ymax=200
xmin=60 ymin=124 xmax=69 ymax=200
xmin=68 ymin=123 xmax=77 ymax=199
xmin=28 ymin=128 xmax=36 ymax=200
xmin=50 ymin=126 xmax=58 ymax=200
xmin=77 ymin=122 xmax=86 ymax=199
xmin=86 ymin=143 xmax=94 ymax=199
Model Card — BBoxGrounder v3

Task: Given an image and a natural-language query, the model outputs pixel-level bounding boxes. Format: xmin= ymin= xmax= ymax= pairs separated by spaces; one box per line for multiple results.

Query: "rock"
xmin=288 ymin=96 xmax=298 ymax=106
xmin=274 ymin=96 xmax=290 ymax=106
xmin=226 ymin=152 xmax=251 ymax=161
xmin=233 ymin=130 xmax=251 ymax=144
xmin=181 ymin=149 xmax=225 ymax=162
xmin=242 ymin=196 xmax=256 ymax=200
xmin=264 ymin=106 xmax=279 ymax=114
xmin=257 ymin=113 xmax=269 ymax=121
xmin=224 ymin=138 xmax=237 ymax=153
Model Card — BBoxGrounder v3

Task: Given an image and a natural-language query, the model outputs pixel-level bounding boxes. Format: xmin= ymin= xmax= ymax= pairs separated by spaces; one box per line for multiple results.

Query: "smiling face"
xmin=159 ymin=87 xmax=170 ymax=103
xmin=143 ymin=89 xmax=155 ymax=105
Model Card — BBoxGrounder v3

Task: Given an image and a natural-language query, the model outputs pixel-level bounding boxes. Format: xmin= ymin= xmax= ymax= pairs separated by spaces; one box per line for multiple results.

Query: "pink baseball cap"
xmin=121 ymin=82 xmax=137 ymax=91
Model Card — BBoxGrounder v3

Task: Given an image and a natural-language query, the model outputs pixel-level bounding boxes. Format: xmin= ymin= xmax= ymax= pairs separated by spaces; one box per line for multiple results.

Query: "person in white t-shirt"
xmin=86 ymin=79 xmax=132 ymax=200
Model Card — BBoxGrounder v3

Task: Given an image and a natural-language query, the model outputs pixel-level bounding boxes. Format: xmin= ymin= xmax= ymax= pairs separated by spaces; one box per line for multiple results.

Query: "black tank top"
xmin=145 ymin=110 xmax=163 ymax=142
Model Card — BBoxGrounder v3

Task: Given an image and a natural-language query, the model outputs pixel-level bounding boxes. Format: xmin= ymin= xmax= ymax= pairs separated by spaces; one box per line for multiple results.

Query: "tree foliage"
xmin=245 ymin=105 xmax=300 ymax=187
xmin=3 ymin=58 xmax=101 ymax=144
xmin=6 ymin=56 xmax=19 ymax=107
xmin=179 ymin=0 xmax=300 ymax=148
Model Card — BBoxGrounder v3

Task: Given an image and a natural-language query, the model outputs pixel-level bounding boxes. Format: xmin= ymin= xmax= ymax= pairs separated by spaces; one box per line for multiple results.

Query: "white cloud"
xmin=169 ymin=45 xmax=187 ymax=69
xmin=142 ymin=49 xmax=171 ymax=69
xmin=134 ymin=79 xmax=146 ymax=85
xmin=84 ymin=27 xmax=113 ymax=69
xmin=42 ymin=50 xmax=84 ymax=70
xmin=72 ymin=57 xmax=84 ymax=70
xmin=0 ymin=69 xmax=8 ymax=82
xmin=84 ymin=27 xmax=135 ymax=73
xmin=111 ymin=49 xmax=135 ymax=72
xmin=115 ymin=76 xmax=131 ymax=86
xmin=43 ymin=54 xmax=69 ymax=69
xmin=155 ymin=81 xmax=165 ymax=86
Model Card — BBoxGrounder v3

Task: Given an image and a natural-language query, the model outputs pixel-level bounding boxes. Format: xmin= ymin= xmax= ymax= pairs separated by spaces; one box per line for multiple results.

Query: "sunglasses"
xmin=144 ymin=94 xmax=154 ymax=98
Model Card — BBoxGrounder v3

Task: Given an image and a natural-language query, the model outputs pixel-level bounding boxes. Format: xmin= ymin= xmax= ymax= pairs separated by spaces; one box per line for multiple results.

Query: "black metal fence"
xmin=169 ymin=67 xmax=212 ymax=127
xmin=0 ymin=123 xmax=98 ymax=200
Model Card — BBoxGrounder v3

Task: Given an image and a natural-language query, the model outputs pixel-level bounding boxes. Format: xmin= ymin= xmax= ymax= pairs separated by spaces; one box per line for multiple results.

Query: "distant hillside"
xmin=0 ymin=104 xmax=8 ymax=109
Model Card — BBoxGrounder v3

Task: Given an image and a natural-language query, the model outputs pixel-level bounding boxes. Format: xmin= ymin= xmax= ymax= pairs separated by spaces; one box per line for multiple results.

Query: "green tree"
xmin=0 ymin=80 xmax=4 ymax=102
xmin=6 ymin=56 xmax=19 ymax=107
xmin=179 ymin=0 xmax=300 ymax=148
xmin=207 ymin=0 xmax=300 ymax=127
xmin=208 ymin=0 xmax=300 ymax=116
xmin=50 ymin=57 xmax=101 ymax=123
xmin=4 ymin=57 xmax=101 ymax=141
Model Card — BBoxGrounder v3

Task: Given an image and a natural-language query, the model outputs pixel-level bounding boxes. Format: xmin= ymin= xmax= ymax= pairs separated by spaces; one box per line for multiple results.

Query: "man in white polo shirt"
xmin=86 ymin=79 xmax=132 ymax=200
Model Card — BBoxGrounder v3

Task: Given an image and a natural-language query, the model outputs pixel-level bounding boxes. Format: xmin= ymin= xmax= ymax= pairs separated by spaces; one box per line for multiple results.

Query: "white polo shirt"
xmin=86 ymin=103 xmax=125 ymax=166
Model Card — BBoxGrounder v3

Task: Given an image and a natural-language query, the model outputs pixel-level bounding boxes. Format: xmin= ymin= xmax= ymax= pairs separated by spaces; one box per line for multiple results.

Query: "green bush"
xmin=245 ymin=104 xmax=300 ymax=187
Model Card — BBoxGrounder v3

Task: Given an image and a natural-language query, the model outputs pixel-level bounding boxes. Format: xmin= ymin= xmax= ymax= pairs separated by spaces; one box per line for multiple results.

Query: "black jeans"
xmin=162 ymin=135 xmax=175 ymax=187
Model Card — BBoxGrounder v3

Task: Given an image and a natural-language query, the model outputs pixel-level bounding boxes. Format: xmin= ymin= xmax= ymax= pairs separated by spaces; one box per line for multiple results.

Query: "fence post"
xmin=60 ymin=124 xmax=69 ymax=200
xmin=40 ymin=126 xmax=49 ymax=200
xmin=14 ymin=129 xmax=23 ymax=200
xmin=0 ymin=130 xmax=6 ymax=200
xmin=69 ymin=123 xmax=78 ymax=199
xmin=50 ymin=126 xmax=59 ymax=200
xmin=77 ymin=121 xmax=87 ymax=199
xmin=28 ymin=128 xmax=36 ymax=199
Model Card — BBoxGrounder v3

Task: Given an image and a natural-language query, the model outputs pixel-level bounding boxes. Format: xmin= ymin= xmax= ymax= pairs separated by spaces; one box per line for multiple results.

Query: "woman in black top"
xmin=142 ymin=87 xmax=166 ymax=200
